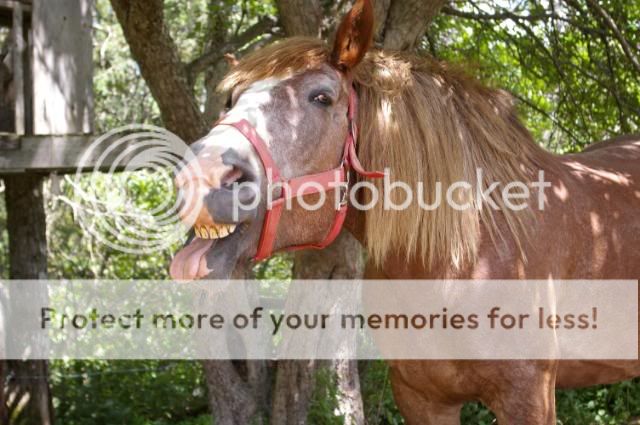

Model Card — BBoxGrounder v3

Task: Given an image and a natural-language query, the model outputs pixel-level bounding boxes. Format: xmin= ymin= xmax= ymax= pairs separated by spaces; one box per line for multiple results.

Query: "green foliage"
xmin=556 ymin=380 xmax=640 ymax=425
xmin=47 ymin=172 xmax=179 ymax=280
xmin=307 ymin=367 xmax=344 ymax=425
xmin=461 ymin=402 xmax=496 ymax=424
xmin=50 ymin=360 xmax=208 ymax=425
xmin=429 ymin=0 xmax=640 ymax=152
xmin=360 ymin=361 xmax=403 ymax=425
xmin=42 ymin=4 xmax=213 ymax=424
xmin=253 ymin=254 xmax=293 ymax=282
xmin=93 ymin=0 xmax=160 ymax=132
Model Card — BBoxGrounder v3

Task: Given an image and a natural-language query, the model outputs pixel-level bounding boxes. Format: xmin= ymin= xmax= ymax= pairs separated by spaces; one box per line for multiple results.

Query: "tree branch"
xmin=442 ymin=4 xmax=606 ymax=36
xmin=511 ymin=91 xmax=582 ymax=147
xmin=109 ymin=0 xmax=206 ymax=143
xmin=187 ymin=16 xmax=279 ymax=81
xmin=442 ymin=5 xmax=553 ymax=22
xmin=583 ymin=0 xmax=640 ymax=75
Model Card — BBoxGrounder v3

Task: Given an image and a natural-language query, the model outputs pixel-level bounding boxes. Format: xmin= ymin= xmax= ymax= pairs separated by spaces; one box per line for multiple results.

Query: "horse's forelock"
xmin=218 ymin=37 xmax=330 ymax=95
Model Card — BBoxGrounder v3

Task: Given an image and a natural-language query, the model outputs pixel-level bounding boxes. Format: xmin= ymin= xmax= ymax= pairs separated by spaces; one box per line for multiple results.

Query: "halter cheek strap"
xmin=217 ymin=87 xmax=384 ymax=261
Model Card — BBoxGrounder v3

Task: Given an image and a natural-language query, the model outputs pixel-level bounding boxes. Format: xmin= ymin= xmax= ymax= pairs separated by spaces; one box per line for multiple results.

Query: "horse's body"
xmin=172 ymin=1 xmax=640 ymax=421
xmin=358 ymin=135 xmax=640 ymax=423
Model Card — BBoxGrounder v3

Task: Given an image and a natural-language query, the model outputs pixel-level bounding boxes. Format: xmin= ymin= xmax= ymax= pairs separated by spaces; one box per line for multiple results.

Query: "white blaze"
xmin=199 ymin=78 xmax=281 ymax=157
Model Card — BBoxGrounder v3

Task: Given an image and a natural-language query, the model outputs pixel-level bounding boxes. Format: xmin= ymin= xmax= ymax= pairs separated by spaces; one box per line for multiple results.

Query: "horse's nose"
xmin=175 ymin=146 xmax=260 ymax=227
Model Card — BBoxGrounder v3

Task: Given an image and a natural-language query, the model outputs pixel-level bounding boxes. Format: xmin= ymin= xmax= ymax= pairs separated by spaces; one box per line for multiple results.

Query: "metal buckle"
xmin=339 ymin=170 xmax=350 ymax=207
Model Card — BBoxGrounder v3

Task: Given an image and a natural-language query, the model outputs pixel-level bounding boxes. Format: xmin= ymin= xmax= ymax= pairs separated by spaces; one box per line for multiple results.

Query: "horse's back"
xmin=570 ymin=134 xmax=640 ymax=176
xmin=575 ymin=134 xmax=640 ymax=178
xmin=581 ymin=134 xmax=640 ymax=155
xmin=541 ymin=135 xmax=640 ymax=280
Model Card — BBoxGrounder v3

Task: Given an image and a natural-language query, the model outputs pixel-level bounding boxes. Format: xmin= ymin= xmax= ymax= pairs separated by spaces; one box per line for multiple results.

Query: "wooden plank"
xmin=0 ymin=135 xmax=147 ymax=173
xmin=0 ymin=1 xmax=32 ymax=12
xmin=32 ymin=0 xmax=93 ymax=135
xmin=0 ymin=132 xmax=19 ymax=149
xmin=11 ymin=1 xmax=24 ymax=135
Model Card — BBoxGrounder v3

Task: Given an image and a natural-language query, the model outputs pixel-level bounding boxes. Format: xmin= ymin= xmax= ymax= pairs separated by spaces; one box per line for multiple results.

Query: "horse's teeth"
xmin=194 ymin=224 xmax=237 ymax=239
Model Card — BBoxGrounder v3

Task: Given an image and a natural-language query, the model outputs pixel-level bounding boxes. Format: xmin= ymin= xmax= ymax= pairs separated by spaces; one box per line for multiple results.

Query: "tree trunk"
xmin=334 ymin=359 xmax=364 ymax=425
xmin=202 ymin=360 xmax=266 ymax=425
xmin=275 ymin=0 xmax=322 ymax=37
xmin=270 ymin=360 xmax=318 ymax=425
xmin=202 ymin=264 xmax=269 ymax=425
xmin=381 ymin=0 xmax=448 ymax=50
xmin=270 ymin=1 xmax=368 ymax=421
xmin=271 ymin=233 xmax=365 ymax=425
xmin=2 ymin=174 xmax=53 ymax=425
xmin=109 ymin=0 xmax=206 ymax=142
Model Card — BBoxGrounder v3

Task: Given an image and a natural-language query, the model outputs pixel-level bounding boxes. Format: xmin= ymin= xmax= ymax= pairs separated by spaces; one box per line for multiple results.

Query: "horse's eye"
xmin=310 ymin=93 xmax=333 ymax=106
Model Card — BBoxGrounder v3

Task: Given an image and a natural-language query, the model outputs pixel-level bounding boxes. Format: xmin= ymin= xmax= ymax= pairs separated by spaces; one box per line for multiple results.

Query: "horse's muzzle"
xmin=174 ymin=143 xmax=260 ymax=234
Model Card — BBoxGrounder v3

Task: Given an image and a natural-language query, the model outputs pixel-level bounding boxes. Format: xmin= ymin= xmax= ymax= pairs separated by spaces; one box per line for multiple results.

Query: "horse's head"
xmin=171 ymin=0 xmax=375 ymax=280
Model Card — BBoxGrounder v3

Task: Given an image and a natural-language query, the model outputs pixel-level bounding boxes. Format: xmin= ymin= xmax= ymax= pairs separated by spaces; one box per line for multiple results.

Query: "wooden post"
xmin=11 ymin=2 xmax=23 ymax=135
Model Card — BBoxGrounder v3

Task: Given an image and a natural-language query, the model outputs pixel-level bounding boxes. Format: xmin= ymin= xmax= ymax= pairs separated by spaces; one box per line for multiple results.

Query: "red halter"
xmin=217 ymin=87 xmax=384 ymax=261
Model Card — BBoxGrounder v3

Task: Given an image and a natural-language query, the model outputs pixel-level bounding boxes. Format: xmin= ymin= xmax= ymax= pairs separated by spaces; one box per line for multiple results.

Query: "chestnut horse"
xmin=171 ymin=0 xmax=640 ymax=423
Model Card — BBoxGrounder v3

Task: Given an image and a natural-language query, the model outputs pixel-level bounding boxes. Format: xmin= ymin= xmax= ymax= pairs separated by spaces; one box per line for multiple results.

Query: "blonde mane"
xmin=220 ymin=37 xmax=551 ymax=268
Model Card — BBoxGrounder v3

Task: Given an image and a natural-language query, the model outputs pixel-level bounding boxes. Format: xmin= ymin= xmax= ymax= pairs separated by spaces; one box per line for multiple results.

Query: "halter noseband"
xmin=217 ymin=86 xmax=384 ymax=261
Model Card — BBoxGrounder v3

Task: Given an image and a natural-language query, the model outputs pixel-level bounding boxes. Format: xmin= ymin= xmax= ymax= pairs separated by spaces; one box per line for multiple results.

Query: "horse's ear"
xmin=331 ymin=0 xmax=374 ymax=71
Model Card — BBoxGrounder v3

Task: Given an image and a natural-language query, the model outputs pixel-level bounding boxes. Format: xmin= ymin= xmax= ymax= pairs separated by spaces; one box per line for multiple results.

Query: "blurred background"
xmin=0 ymin=0 xmax=639 ymax=423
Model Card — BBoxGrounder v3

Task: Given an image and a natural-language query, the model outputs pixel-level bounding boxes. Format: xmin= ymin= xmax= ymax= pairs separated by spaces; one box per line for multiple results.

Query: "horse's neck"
xmin=345 ymin=155 xmax=576 ymax=280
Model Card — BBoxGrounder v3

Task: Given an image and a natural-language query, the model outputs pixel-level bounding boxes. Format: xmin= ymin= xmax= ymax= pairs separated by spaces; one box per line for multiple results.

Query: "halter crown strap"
xmin=217 ymin=86 xmax=384 ymax=261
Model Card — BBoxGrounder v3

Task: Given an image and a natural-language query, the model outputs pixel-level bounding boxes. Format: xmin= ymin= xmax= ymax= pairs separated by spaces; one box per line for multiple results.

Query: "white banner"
xmin=0 ymin=279 xmax=636 ymax=360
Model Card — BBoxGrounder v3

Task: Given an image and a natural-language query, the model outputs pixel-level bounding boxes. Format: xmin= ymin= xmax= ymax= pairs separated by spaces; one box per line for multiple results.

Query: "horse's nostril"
xmin=220 ymin=149 xmax=260 ymax=187
xmin=221 ymin=167 xmax=245 ymax=188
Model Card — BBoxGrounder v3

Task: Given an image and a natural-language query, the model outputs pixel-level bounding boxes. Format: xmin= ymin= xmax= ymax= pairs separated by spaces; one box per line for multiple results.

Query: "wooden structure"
xmin=1 ymin=2 xmax=98 ymax=423
xmin=0 ymin=0 xmax=96 ymax=173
